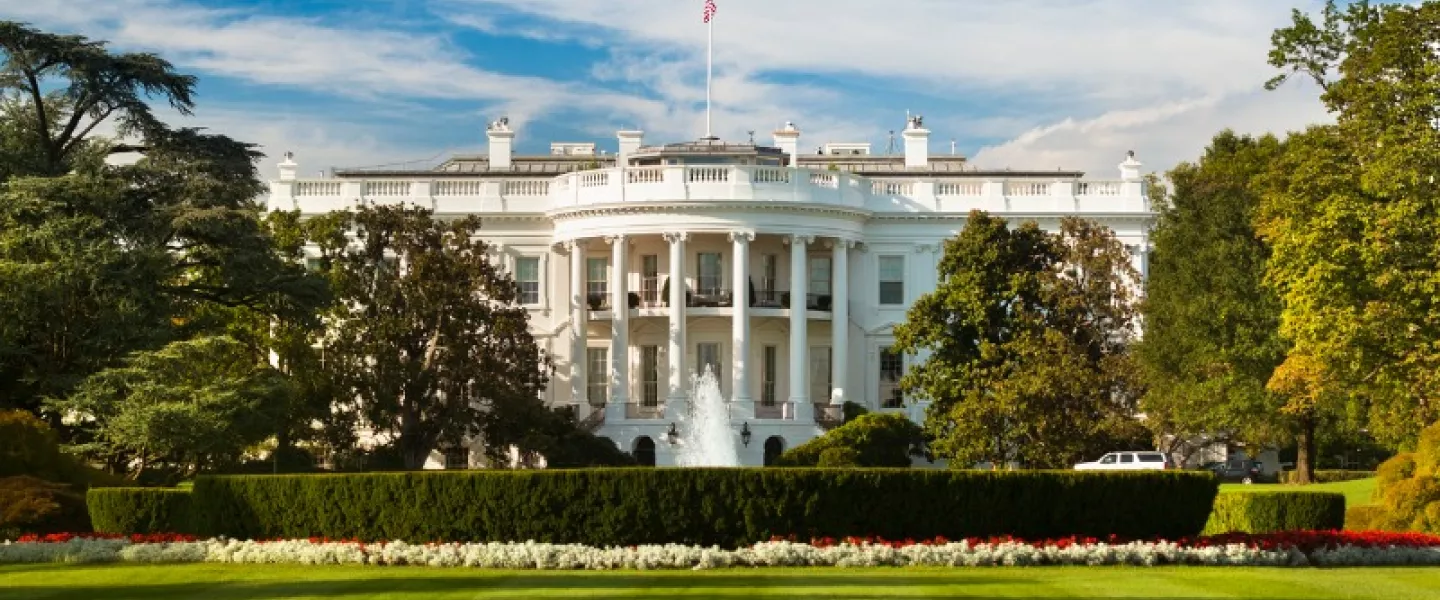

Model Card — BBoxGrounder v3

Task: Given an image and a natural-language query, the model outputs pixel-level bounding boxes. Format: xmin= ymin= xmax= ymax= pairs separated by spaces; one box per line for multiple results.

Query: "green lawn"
xmin=3 ymin=564 xmax=1440 ymax=599
xmin=1220 ymin=477 xmax=1379 ymax=508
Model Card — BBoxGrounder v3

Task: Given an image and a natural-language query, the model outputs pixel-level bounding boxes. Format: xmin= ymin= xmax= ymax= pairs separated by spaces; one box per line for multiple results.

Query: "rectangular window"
xmin=586 ymin=256 xmax=608 ymax=308
xmin=697 ymin=252 xmax=723 ymax=295
xmin=640 ymin=346 xmax=659 ymax=407
xmin=444 ymin=447 xmax=468 ymax=470
xmin=515 ymin=257 xmax=541 ymax=305
xmin=761 ymin=345 xmax=777 ymax=406
xmin=641 ymin=254 xmax=659 ymax=306
xmin=586 ymin=348 xmax=609 ymax=407
xmin=761 ymin=254 xmax=778 ymax=290
xmin=878 ymin=255 xmax=905 ymax=305
xmin=810 ymin=346 xmax=832 ymax=404
xmin=304 ymin=258 xmax=322 ymax=272
xmin=809 ymin=257 xmax=832 ymax=296
xmin=697 ymin=342 xmax=722 ymax=381
xmin=879 ymin=346 xmax=904 ymax=408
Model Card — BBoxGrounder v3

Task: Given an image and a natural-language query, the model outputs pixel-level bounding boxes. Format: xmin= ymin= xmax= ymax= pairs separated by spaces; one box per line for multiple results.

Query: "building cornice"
xmin=547 ymin=201 xmax=875 ymax=222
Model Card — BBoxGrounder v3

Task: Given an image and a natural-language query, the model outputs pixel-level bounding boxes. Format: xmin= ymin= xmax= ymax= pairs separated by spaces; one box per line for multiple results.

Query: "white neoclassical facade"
xmin=267 ymin=117 xmax=1154 ymax=468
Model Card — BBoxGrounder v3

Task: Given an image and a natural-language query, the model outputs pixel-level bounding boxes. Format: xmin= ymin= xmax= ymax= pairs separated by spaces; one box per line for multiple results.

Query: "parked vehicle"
xmin=1200 ymin=459 xmax=1266 ymax=484
xmin=1073 ymin=451 xmax=1170 ymax=471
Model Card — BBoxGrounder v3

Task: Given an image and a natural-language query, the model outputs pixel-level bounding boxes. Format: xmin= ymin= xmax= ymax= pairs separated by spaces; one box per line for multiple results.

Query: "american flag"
xmin=703 ymin=0 xmax=717 ymax=23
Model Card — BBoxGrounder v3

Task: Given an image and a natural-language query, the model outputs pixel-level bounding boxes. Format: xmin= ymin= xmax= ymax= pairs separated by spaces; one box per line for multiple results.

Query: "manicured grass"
xmin=1220 ymin=477 xmax=1379 ymax=508
xmin=3 ymin=564 xmax=1440 ymax=599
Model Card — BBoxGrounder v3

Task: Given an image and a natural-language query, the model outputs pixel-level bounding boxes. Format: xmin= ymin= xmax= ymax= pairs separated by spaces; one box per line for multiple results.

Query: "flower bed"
xmin=3 ymin=531 xmax=1439 ymax=569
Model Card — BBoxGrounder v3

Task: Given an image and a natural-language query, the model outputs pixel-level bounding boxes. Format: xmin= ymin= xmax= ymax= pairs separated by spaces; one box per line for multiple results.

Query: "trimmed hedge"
xmin=1202 ymin=491 xmax=1346 ymax=535
xmin=88 ymin=488 xmax=193 ymax=535
xmin=1277 ymin=470 xmax=1376 ymax=484
xmin=182 ymin=469 xmax=1218 ymax=547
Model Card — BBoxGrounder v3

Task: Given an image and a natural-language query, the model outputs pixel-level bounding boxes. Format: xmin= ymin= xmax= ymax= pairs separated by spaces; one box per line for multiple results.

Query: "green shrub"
xmin=0 ymin=410 xmax=120 ymax=487
xmin=841 ymin=401 xmax=869 ymax=423
xmin=1277 ymin=470 xmax=1376 ymax=484
xmin=1417 ymin=423 xmax=1440 ymax=477
xmin=87 ymin=488 xmax=194 ymax=535
xmin=777 ymin=413 xmax=926 ymax=467
xmin=1345 ymin=505 xmax=1386 ymax=531
xmin=0 ymin=475 xmax=89 ymax=539
xmin=1203 ymin=491 xmax=1346 ymax=535
xmin=185 ymin=469 xmax=1217 ymax=546
xmin=817 ymin=447 xmax=861 ymax=467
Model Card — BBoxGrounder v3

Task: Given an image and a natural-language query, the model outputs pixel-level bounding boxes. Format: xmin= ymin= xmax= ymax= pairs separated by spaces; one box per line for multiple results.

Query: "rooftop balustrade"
xmin=271 ymin=165 xmax=1150 ymax=216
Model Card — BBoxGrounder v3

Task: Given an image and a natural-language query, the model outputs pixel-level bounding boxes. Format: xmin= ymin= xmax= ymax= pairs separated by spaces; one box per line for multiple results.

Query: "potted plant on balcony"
xmin=660 ymin=277 xmax=691 ymax=307
xmin=627 ymin=292 xmax=640 ymax=309
xmin=586 ymin=293 xmax=604 ymax=311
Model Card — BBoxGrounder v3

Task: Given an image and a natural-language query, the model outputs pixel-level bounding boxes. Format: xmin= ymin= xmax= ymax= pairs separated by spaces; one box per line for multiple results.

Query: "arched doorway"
xmin=633 ymin=436 xmax=656 ymax=467
xmin=763 ymin=436 xmax=785 ymax=466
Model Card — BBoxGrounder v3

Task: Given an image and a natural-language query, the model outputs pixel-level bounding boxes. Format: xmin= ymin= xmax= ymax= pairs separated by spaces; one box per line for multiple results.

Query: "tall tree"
xmin=312 ymin=204 xmax=550 ymax=469
xmin=894 ymin=212 xmax=1143 ymax=468
xmin=0 ymin=22 xmax=326 ymax=420
xmin=1135 ymin=131 xmax=1291 ymax=463
xmin=1263 ymin=1 xmax=1440 ymax=473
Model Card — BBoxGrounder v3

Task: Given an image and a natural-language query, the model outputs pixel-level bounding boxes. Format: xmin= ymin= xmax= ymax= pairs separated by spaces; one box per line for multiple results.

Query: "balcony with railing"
xmin=272 ymin=165 xmax=1150 ymax=217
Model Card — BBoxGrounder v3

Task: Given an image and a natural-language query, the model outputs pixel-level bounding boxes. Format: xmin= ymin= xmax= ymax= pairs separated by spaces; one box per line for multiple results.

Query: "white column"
xmin=788 ymin=235 xmax=814 ymax=420
xmin=568 ymin=240 xmax=586 ymax=408
xmin=607 ymin=234 xmax=629 ymax=419
xmin=664 ymin=232 xmax=689 ymax=418
xmin=730 ymin=231 xmax=755 ymax=418
xmin=831 ymin=238 xmax=851 ymax=406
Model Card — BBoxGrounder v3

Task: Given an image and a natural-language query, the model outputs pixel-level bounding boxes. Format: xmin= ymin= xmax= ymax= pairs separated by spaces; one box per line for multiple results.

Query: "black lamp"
xmin=740 ymin=422 xmax=752 ymax=447
xmin=667 ymin=422 xmax=679 ymax=444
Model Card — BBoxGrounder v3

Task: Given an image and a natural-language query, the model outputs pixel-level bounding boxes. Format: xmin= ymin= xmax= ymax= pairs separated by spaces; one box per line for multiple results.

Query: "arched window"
xmin=763 ymin=436 xmax=786 ymax=466
xmin=633 ymin=436 xmax=656 ymax=467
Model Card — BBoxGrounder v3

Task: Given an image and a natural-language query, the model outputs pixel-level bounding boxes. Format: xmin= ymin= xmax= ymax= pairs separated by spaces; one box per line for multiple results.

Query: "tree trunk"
xmin=1294 ymin=417 xmax=1317 ymax=485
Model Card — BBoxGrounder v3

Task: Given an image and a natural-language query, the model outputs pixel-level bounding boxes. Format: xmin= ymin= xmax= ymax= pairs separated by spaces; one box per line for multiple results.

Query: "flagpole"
xmin=705 ymin=15 xmax=714 ymax=140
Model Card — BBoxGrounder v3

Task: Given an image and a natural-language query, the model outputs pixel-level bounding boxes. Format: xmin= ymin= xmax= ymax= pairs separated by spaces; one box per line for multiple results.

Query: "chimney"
xmin=1119 ymin=150 xmax=1143 ymax=181
xmin=617 ymin=129 xmax=644 ymax=165
xmin=902 ymin=114 xmax=929 ymax=168
xmin=278 ymin=151 xmax=298 ymax=181
xmin=486 ymin=117 xmax=515 ymax=171
xmin=773 ymin=121 xmax=800 ymax=166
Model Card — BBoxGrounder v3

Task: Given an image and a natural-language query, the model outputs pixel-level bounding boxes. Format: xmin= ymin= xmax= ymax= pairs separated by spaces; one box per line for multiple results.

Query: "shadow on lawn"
xmin=0 ymin=569 xmax=1302 ymax=600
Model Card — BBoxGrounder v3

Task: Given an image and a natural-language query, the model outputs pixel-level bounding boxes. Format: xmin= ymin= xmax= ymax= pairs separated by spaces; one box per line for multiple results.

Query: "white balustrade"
xmin=434 ymin=180 xmax=486 ymax=196
xmin=686 ymin=166 xmax=730 ymax=183
xmin=502 ymin=180 xmax=549 ymax=196
xmin=363 ymin=181 xmax=411 ymax=196
xmin=272 ymin=167 xmax=1148 ymax=217
xmin=1004 ymin=181 xmax=1051 ymax=196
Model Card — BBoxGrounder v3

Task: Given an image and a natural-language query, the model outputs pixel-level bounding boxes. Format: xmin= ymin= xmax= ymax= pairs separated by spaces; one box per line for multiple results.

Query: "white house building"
xmin=267 ymin=116 xmax=1154 ymax=468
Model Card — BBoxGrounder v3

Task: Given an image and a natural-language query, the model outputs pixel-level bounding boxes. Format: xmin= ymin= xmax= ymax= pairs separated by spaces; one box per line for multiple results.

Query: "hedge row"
xmin=1202 ymin=491 xmax=1346 ymax=535
xmin=132 ymin=470 xmax=1226 ymax=547
xmin=1277 ymin=470 xmax=1377 ymax=484
xmin=87 ymin=488 xmax=194 ymax=535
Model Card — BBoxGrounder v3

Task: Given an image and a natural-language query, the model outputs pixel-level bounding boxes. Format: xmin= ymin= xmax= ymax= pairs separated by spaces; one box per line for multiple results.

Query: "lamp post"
xmin=667 ymin=422 xmax=679 ymax=444
xmin=740 ymin=422 xmax=752 ymax=447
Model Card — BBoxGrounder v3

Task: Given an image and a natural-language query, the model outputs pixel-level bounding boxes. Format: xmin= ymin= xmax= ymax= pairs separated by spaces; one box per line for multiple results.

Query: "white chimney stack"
xmin=773 ymin=121 xmax=800 ymax=166
xmin=486 ymin=117 xmax=515 ymax=171
xmin=1119 ymin=150 xmax=1143 ymax=181
xmin=617 ymin=129 xmax=644 ymax=165
xmin=902 ymin=114 xmax=929 ymax=168
xmin=277 ymin=151 xmax=298 ymax=181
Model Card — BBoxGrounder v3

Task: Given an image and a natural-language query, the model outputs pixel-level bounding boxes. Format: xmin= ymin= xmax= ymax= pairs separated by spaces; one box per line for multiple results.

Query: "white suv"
xmin=1073 ymin=451 xmax=1170 ymax=471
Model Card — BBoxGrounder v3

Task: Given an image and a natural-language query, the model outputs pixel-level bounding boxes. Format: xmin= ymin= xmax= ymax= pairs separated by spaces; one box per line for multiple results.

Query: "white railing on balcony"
xmin=686 ymin=166 xmax=729 ymax=183
xmin=626 ymin=167 xmax=664 ymax=184
xmin=272 ymin=165 xmax=1147 ymax=216
xmin=1078 ymin=181 xmax=1121 ymax=196
xmin=363 ymin=181 xmax=411 ymax=196
xmin=434 ymin=180 xmax=485 ymax=196
xmin=936 ymin=182 xmax=984 ymax=196
xmin=1004 ymin=181 xmax=1051 ymax=196
xmin=502 ymin=180 xmax=549 ymax=196
xmin=294 ymin=181 xmax=341 ymax=196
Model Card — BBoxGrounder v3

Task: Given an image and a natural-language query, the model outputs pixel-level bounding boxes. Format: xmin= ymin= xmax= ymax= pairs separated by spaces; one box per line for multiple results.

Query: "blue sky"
xmin=4 ymin=0 xmax=1339 ymax=179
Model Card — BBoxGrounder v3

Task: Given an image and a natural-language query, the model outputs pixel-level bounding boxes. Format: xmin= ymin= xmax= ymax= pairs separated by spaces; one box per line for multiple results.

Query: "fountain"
xmin=673 ymin=367 xmax=741 ymax=466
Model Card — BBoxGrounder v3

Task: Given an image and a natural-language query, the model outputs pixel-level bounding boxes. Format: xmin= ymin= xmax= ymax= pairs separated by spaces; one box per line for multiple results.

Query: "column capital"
xmin=663 ymin=231 xmax=689 ymax=244
xmin=604 ymin=233 xmax=629 ymax=245
xmin=786 ymin=234 xmax=815 ymax=246
xmin=727 ymin=230 xmax=756 ymax=244
xmin=825 ymin=237 xmax=859 ymax=250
